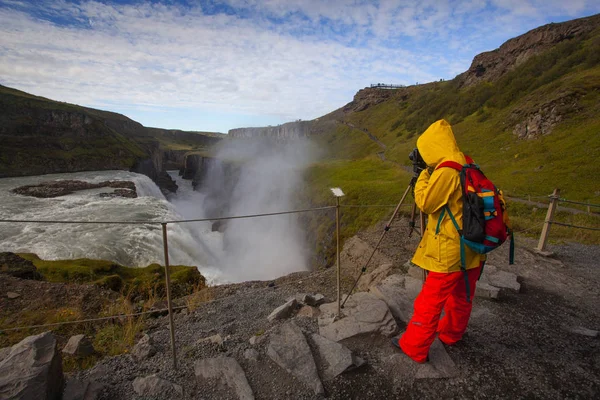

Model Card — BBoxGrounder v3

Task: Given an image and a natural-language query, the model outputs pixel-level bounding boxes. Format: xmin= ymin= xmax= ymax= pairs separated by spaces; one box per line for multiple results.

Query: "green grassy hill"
xmin=302 ymin=14 xmax=600 ymax=257
xmin=0 ymin=85 xmax=224 ymax=177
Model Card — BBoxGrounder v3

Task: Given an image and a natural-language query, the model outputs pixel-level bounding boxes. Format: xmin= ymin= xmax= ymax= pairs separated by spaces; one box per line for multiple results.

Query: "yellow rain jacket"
xmin=411 ymin=120 xmax=485 ymax=273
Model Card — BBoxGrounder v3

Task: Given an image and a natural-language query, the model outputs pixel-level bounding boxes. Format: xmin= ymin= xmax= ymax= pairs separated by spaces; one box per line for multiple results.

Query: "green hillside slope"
xmin=303 ymin=15 xmax=600 ymax=254
xmin=0 ymin=85 xmax=223 ymax=177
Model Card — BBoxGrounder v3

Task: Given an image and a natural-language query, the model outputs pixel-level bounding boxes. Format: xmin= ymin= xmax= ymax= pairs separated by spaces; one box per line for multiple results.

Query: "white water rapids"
xmin=0 ymin=170 xmax=229 ymax=283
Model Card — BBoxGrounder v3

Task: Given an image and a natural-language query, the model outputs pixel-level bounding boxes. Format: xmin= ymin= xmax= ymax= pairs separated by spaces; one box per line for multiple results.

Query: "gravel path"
xmin=71 ymin=229 xmax=600 ymax=399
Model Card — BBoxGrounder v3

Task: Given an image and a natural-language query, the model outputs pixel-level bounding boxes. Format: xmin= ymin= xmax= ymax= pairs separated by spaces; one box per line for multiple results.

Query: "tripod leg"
xmin=341 ymin=182 xmax=414 ymax=308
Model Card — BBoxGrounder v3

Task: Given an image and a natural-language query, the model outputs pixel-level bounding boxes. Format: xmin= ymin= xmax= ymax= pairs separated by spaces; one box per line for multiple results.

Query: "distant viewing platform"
xmin=370 ymin=83 xmax=406 ymax=89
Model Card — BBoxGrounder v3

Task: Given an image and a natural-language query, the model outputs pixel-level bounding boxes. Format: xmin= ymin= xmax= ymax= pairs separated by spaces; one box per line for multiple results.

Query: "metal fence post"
xmin=336 ymin=196 xmax=341 ymax=317
xmin=161 ymin=222 xmax=177 ymax=370
xmin=537 ymin=188 xmax=560 ymax=253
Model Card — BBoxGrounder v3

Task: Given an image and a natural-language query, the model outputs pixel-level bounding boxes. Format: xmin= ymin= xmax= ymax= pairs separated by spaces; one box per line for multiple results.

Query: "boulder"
xmin=318 ymin=292 xmax=398 ymax=342
xmin=63 ymin=378 xmax=103 ymax=400
xmin=62 ymin=335 xmax=95 ymax=357
xmin=480 ymin=265 xmax=521 ymax=292
xmin=267 ymin=299 xmax=297 ymax=322
xmin=6 ymin=292 xmax=20 ymax=299
xmin=311 ymin=334 xmax=365 ymax=380
xmin=0 ymin=332 xmax=63 ymax=400
xmin=341 ymin=236 xmax=393 ymax=277
xmin=132 ymin=334 xmax=156 ymax=361
xmin=475 ymin=282 xmax=501 ymax=299
xmin=132 ymin=374 xmax=183 ymax=398
xmin=369 ymin=274 xmax=422 ymax=323
xmin=302 ymin=293 xmax=326 ymax=307
xmin=0 ymin=252 xmax=41 ymax=280
xmin=357 ymin=263 xmax=393 ymax=291
xmin=195 ymin=357 xmax=254 ymax=400
xmin=267 ymin=322 xmax=324 ymax=395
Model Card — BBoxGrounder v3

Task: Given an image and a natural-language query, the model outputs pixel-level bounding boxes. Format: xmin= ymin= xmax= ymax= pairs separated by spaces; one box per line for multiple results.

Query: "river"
xmin=0 ymin=170 xmax=226 ymax=283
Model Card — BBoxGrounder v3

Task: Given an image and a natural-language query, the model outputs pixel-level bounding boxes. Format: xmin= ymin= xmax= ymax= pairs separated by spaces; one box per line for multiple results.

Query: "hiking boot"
xmin=390 ymin=336 xmax=428 ymax=363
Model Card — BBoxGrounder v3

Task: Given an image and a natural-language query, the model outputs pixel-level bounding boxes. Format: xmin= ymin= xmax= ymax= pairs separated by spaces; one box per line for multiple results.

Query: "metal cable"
xmin=341 ymin=204 xmax=413 ymax=209
xmin=0 ymin=268 xmax=335 ymax=333
xmin=548 ymin=221 xmax=600 ymax=231
xmin=0 ymin=206 xmax=336 ymax=226
xmin=0 ymin=306 xmax=186 ymax=333
xmin=557 ymin=199 xmax=600 ymax=208
xmin=162 ymin=206 xmax=336 ymax=224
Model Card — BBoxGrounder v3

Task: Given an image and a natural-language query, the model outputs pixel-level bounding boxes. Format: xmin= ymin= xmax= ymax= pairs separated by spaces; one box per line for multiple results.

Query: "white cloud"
xmin=0 ymin=0 xmax=599 ymax=131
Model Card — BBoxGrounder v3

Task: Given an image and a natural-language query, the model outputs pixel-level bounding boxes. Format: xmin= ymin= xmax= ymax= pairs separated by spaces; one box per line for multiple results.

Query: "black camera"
xmin=409 ymin=148 xmax=427 ymax=176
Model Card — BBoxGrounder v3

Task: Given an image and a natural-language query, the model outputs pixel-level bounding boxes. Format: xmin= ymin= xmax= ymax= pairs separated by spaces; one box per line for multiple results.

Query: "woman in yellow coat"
xmin=392 ymin=119 xmax=485 ymax=363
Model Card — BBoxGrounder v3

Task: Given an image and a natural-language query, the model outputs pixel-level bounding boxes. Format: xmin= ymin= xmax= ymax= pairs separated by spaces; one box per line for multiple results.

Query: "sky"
xmin=1 ymin=1 xmax=599 ymax=133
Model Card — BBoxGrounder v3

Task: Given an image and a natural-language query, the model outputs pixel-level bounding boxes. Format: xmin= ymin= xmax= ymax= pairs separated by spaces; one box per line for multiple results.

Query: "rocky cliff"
xmin=228 ymin=120 xmax=313 ymax=140
xmin=456 ymin=13 xmax=600 ymax=88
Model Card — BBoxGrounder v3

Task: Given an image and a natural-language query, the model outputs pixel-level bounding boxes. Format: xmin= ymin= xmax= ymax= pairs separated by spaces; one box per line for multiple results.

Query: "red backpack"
xmin=436 ymin=156 xmax=514 ymax=300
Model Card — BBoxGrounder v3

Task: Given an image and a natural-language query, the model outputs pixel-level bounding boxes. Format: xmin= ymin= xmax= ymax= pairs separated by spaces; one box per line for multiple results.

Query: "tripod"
xmin=341 ymin=175 xmax=425 ymax=308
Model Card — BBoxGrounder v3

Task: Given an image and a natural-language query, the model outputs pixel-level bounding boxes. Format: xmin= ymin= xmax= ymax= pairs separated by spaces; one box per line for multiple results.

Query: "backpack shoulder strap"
xmin=436 ymin=161 xmax=463 ymax=171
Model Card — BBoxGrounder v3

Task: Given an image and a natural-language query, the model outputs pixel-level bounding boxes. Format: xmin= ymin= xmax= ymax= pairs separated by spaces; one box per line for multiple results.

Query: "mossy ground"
xmin=0 ymin=255 xmax=208 ymax=372
xmin=17 ymin=253 xmax=205 ymax=300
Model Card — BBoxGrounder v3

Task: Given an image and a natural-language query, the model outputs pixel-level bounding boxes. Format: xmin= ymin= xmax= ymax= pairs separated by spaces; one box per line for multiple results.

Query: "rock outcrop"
xmin=267 ymin=321 xmax=324 ymax=395
xmin=228 ymin=120 xmax=312 ymax=140
xmin=318 ymin=292 xmax=398 ymax=341
xmin=0 ymin=332 xmax=64 ymax=400
xmin=12 ymin=180 xmax=137 ymax=198
xmin=456 ymin=14 xmax=600 ymax=88
xmin=0 ymin=252 xmax=41 ymax=280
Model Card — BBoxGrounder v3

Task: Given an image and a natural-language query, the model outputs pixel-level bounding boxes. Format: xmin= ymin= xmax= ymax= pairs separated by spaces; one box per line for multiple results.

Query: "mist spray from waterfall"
xmin=198 ymin=137 xmax=318 ymax=282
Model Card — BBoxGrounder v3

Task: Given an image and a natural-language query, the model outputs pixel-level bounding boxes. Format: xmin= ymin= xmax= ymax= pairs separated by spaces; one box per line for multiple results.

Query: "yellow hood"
xmin=416 ymin=119 xmax=466 ymax=167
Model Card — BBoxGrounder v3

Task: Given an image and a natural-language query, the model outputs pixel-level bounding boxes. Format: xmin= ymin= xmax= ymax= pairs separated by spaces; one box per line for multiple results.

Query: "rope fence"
xmin=1 ymin=194 xmax=412 ymax=369
xmin=0 ymin=267 xmax=336 ymax=334
xmin=1 ymin=185 xmax=597 ymax=368
xmin=536 ymin=188 xmax=600 ymax=253
xmin=547 ymin=221 xmax=600 ymax=231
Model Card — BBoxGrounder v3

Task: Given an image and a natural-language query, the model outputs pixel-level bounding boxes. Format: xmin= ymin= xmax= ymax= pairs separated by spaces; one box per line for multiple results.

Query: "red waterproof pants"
xmin=399 ymin=265 xmax=482 ymax=363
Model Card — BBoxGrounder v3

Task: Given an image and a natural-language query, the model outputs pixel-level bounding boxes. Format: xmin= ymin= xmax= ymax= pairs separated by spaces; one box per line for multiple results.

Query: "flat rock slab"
xmin=267 ymin=321 xmax=324 ymax=395
xmin=475 ymin=282 xmax=500 ymax=299
xmin=480 ymin=265 xmax=521 ymax=292
xmin=195 ymin=356 xmax=254 ymax=400
xmin=311 ymin=334 xmax=365 ymax=380
xmin=267 ymin=299 xmax=297 ymax=322
xmin=132 ymin=374 xmax=183 ymax=398
xmin=319 ymin=292 xmax=398 ymax=341
xmin=386 ymin=338 xmax=458 ymax=383
xmin=0 ymin=331 xmax=64 ymax=400
xmin=369 ymin=274 xmax=422 ymax=324
xmin=414 ymin=339 xmax=458 ymax=379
